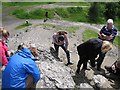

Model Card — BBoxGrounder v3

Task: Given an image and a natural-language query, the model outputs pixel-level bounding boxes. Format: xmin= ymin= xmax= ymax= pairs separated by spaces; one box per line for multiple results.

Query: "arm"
xmin=64 ymin=34 xmax=68 ymax=49
xmin=52 ymin=34 xmax=58 ymax=45
xmin=24 ymin=61 xmax=40 ymax=83
xmin=2 ymin=48 xmax=8 ymax=66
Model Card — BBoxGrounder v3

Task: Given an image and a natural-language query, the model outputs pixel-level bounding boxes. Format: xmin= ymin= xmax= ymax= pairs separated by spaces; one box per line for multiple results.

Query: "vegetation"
xmin=82 ymin=29 xmax=120 ymax=48
xmin=82 ymin=29 xmax=98 ymax=42
xmin=15 ymin=23 xmax=32 ymax=29
xmin=114 ymin=36 xmax=120 ymax=48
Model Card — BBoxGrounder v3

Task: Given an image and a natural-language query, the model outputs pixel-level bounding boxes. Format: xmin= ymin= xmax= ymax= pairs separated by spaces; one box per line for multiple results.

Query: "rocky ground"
xmin=1 ymin=3 xmax=120 ymax=89
xmin=3 ymin=19 xmax=119 ymax=89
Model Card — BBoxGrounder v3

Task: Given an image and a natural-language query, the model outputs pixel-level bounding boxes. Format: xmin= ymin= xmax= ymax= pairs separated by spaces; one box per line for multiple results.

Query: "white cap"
xmin=107 ymin=19 xmax=113 ymax=24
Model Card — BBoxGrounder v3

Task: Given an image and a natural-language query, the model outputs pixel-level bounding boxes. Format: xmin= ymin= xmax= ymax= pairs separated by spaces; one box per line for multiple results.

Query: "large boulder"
xmin=36 ymin=49 xmax=75 ymax=89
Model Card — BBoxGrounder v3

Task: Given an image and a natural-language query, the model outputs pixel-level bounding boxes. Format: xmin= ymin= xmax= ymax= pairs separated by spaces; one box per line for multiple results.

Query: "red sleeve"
xmin=0 ymin=42 xmax=8 ymax=66
xmin=2 ymin=48 xmax=8 ymax=66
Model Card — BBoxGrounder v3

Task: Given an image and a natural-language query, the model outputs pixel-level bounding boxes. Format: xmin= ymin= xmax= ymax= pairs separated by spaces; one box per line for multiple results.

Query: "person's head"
xmin=0 ymin=28 xmax=10 ymax=41
xmin=58 ymin=35 xmax=64 ymax=42
xmin=18 ymin=43 xmax=39 ymax=57
xmin=101 ymin=41 xmax=112 ymax=53
xmin=29 ymin=44 xmax=39 ymax=57
xmin=57 ymin=31 xmax=67 ymax=35
xmin=107 ymin=19 xmax=114 ymax=29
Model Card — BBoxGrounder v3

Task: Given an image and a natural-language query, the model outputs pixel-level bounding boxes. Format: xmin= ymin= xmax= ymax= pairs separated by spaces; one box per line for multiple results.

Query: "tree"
xmin=104 ymin=2 xmax=118 ymax=21
xmin=88 ymin=2 xmax=100 ymax=23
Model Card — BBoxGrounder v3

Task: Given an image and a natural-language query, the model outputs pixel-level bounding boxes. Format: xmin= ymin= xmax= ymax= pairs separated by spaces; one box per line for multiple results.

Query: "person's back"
xmin=2 ymin=48 xmax=40 ymax=88
xmin=77 ymin=38 xmax=103 ymax=59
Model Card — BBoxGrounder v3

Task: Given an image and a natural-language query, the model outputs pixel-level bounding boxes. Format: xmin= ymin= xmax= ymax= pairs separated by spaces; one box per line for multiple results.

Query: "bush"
xmin=55 ymin=8 xmax=69 ymax=18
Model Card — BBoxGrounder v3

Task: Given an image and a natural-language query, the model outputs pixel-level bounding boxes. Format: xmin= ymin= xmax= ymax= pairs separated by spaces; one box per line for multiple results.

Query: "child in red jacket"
xmin=0 ymin=28 xmax=10 ymax=71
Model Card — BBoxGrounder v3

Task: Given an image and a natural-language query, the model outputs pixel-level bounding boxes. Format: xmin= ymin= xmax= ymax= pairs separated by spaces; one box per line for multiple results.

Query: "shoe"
xmin=104 ymin=66 xmax=112 ymax=72
xmin=65 ymin=62 xmax=74 ymax=66
xmin=82 ymin=67 xmax=90 ymax=70
xmin=97 ymin=67 xmax=101 ymax=71
xmin=76 ymin=69 xmax=80 ymax=74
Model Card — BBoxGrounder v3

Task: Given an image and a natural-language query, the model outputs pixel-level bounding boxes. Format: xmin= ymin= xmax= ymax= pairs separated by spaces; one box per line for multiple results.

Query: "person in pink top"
xmin=0 ymin=27 xmax=10 ymax=71
xmin=52 ymin=31 xmax=73 ymax=66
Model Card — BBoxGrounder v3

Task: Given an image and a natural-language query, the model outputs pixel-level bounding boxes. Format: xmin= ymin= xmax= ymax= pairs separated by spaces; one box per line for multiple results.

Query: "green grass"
xmin=82 ymin=29 xmax=98 ymax=42
xmin=82 ymin=29 xmax=120 ymax=48
xmin=113 ymin=36 xmax=120 ymax=48
xmin=15 ymin=23 xmax=32 ymax=29
xmin=11 ymin=7 xmax=89 ymax=23
xmin=39 ymin=23 xmax=79 ymax=33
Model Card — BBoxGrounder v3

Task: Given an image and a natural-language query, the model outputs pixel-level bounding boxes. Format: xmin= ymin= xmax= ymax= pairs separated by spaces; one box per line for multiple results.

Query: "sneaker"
xmin=104 ymin=66 xmax=112 ymax=72
xmin=65 ymin=62 xmax=74 ymax=66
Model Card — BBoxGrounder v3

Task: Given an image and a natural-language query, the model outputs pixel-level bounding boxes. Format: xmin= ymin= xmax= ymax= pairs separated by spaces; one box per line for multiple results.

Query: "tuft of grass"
xmin=65 ymin=26 xmax=79 ymax=33
xmin=113 ymin=36 xmax=120 ymax=48
xmin=82 ymin=29 xmax=98 ymax=42
xmin=15 ymin=23 xmax=32 ymax=29
xmin=83 ymin=29 xmax=120 ymax=48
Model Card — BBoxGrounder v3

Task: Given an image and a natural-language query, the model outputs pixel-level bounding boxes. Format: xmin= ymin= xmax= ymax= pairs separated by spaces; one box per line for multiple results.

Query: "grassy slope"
xmin=83 ymin=30 xmax=120 ymax=48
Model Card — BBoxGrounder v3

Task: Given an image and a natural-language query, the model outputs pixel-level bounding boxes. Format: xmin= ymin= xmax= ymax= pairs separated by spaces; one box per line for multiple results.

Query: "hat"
xmin=107 ymin=19 xmax=113 ymax=24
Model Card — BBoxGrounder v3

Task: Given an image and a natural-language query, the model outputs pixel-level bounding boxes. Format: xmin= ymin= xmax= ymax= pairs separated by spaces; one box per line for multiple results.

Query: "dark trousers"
xmin=77 ymin=56 xmax=95 ymax=71
xmin=54 ymin=43 xmax=70 ymax=63
xmin=97 ymin=52 xmax=106 ymax=69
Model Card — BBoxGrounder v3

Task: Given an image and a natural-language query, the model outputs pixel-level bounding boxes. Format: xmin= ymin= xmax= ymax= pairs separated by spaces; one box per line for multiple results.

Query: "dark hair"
xmin=57 ymin=31 xmax=67 ymax=35
xmin=58 ymin=35 xmax=64 ymax=41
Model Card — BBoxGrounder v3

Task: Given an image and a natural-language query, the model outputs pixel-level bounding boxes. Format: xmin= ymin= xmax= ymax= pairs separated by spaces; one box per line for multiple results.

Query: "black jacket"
xmin=77 ymin=38 xmax=103 ymax=59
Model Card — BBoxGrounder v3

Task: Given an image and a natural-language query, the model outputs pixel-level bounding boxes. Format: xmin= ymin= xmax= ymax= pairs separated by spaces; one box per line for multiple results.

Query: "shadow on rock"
xmin=104 ymin=73 xmax=120 ymax=89
xmin=72 ymin=69 xmax=93 ymax=89
xmin=49 ymin=47 xmax=60 ymax=61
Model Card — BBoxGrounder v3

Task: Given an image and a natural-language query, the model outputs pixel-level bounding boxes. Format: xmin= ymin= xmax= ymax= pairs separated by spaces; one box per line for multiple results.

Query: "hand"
xmin=1 ymin=65 xmax=6 ymax=71
xmin=105 ymin=35 xmax=113 ymax=40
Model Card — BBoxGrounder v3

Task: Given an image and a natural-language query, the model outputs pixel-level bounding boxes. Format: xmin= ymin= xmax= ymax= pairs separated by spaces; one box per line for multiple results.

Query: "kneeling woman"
xmin=76 ymin=38 xmax=112 ymax=73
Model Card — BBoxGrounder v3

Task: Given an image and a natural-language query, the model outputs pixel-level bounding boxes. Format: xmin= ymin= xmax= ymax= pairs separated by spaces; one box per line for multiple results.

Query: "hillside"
xmin=1 ymin=2 xmax=120 ymax=89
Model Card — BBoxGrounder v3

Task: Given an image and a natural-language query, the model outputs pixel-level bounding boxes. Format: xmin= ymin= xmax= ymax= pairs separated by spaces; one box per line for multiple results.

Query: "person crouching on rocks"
xmin=76 ymin=38 xmax=112 ymax=74
xmin=2 ymin=43 xmax=40 ymax=89
xmin=105 ymin=59 xmax=120 ymax=76
xmin=52 ymin=31 xmax=73 ymax=66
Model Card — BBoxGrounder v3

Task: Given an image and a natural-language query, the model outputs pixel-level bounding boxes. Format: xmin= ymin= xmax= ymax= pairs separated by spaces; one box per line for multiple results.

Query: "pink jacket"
xmin=0 ymin=41 xmax=8 ymax=66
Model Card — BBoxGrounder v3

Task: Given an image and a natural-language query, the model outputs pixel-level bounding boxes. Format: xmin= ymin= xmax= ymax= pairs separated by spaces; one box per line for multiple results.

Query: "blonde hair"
xmin=0 ymin=28 xmax=10 ymax=38
xmin=20 ymin=42 xmax=39 ymax=57
xmin=101 ymin=41 xmax=112 ymax=53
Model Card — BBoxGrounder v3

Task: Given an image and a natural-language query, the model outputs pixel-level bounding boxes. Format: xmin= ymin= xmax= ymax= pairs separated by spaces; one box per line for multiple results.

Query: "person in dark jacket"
xmin=76 ymin=38 xmax=112 ymax=74
xmin=2 ymin=44 xmax=40 ymax=89
xmin=97 ymin=19 xmax=118 ymax=71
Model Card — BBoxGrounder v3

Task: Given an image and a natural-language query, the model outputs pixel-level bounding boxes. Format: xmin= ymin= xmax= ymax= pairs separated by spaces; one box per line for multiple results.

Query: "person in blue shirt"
xmin=98 ymin=19 xmax=117 ymax=43
xmin=97 ymin=19 xmax=118 ymax=71
xmin=2 ymin=44 xmax=40 ymax=89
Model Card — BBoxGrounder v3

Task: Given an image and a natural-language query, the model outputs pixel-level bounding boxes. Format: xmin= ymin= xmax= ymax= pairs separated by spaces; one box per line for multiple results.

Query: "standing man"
xmin=52 ymin=31 xmax=73 ymax=66
xmin=97 ymin=19 xmax=118 ymax=71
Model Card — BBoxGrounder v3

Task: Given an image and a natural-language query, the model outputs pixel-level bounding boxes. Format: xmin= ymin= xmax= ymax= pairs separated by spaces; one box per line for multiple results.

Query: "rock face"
xmin=79 ymin=83 xmax=94 ymax=89
xmin=36 ymin=48 xmax=75 ymax=89
xmin=92 ymin=75 xmax=112 ymax=88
